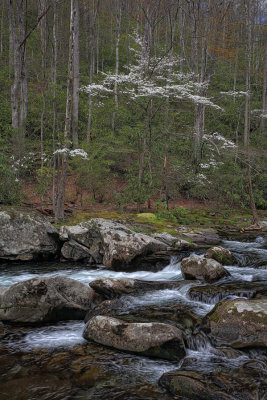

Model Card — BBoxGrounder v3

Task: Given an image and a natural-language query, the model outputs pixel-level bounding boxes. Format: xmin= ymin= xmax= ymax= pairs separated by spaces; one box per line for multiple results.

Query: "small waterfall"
xmin=189 ymin=289 xmax=256 ymax=305
xmin=185 ymin=331 xmax=212 ymax=351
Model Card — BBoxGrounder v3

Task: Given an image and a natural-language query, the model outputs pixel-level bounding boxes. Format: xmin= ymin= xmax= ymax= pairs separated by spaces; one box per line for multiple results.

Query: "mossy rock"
xmin=205 ymin=246 xmax=235 ymax=265
xmin=201 ymin=298 xmax=267 ymax=348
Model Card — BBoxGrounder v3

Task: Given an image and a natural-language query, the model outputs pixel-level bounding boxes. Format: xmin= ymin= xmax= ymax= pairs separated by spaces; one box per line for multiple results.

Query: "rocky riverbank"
xmin=0 ymin=207 xmax=266 ymax=399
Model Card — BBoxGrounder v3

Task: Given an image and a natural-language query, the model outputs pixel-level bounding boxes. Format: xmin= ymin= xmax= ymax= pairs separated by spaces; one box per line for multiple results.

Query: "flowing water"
xmin=0 ymin=236 xmax=266 ymax=399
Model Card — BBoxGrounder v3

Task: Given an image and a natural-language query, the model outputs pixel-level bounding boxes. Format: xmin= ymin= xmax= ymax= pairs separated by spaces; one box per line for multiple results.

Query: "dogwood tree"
xmin=82 ymin=32 xmax=222 ymax=210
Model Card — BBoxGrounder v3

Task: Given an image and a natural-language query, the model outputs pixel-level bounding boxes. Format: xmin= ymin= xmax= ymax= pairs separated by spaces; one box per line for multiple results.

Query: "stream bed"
xmin=0 ymin=237 xmax=266 ymax=399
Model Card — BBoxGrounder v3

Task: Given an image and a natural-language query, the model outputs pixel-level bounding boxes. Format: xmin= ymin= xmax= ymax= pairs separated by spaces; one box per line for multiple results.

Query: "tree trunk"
xmin=72 ymin=0 xmax=79 ymax=148
xmin=18 ymin=0 xmax=27 ymax=142
xmin=86 ymin=0 xmax=100 ymax=143
xmin=55 ymin=0 xmax=74 ymax=222
xmin=112 ymin=0 xmax=122 ymax=133
xmin=38 ymin=0 xmax=47 ymax=170
xmin=244 ymin=0 xmax=259 ymax=226
xmin=9 ymin=0 xmax=20 ymax=147
xmin=9 ymin=0 xmax=27 ymax=157
xmin=0 ymin=2 xmax=4 ymax=56
xmin=52 ymin=0 xmax=58 ymax=215
xmin=260 ymin=39 xmax=267 ymax=133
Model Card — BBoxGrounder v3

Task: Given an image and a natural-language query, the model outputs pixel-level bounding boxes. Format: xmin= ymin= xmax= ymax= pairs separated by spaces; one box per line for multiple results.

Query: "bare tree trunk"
xmin=72 ymin=0 xmax=79 ymax=148
xmin=233 ymin=47 xmax=238 ymax=102
xmin=87 ymin=0 xmax=100 ymax=143
xmin=260 ymin=39 xmax=267 ymax=133
xmin=10 ymin=0 xmax=20 ymax=153
xmin=55 ymin=0 xmax=74 ymax=222
xmin=9 ymin=0 xmax=27 ymax=157
xmin=244 ymin=0 xmax=259 ymax=226
xmin=112 ymin=0 xmax=122 ymax=133
xmin=1 ymin=2 xmax=4 ymax=56
xmin=18 ymin=0 xmax=27 ymax=142
xmin=179 ymin=2 xmax=185 ymax=72
xmin=162 ymin=0 xmax=179 ymax=208
xmin=38 ymin=0 xmax=47 ymax=170
xmin=52 ymin=0 xmax=58 ymax=215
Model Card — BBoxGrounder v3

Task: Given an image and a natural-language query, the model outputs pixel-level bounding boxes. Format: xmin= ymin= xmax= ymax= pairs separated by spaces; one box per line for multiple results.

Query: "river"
xmin=0 ymin=236 xmax=266 ymax=399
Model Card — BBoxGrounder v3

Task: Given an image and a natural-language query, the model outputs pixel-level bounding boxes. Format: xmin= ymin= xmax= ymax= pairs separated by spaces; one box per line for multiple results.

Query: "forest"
xmin=1 ymin=2 xmax=267 ymax=399
xmin=0 ymin=0 xmax=266 ymax=222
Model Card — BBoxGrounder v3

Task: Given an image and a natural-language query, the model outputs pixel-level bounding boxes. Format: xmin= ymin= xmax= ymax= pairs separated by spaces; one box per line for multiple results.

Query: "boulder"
xmin=159 ymin=365 xmax=267 ymax=400
xmin=60 ymin=218 xmax=168 ymax=269
xmin=61 ymin=240 xmax=97 ymax=263
xmin=201 ymin=298 xmax=267 ymax=348
xmin=180 ymin=255 xmax=230 ymax=283
xmin=83 ymin=315 xmax=186 ymax=361
xmin=205 ymin=246 xmax=235 ymax=265
xmin=0 ymin=276 xmax=101 ymax=324
xmin=0 ymin=207 xmax=59 ymax=262
xmin=84 ymin=296 xmax=201 ymax=331
xmin=59 ymin=224 xmax=103 ymax=264
xmin=180 ymin=229 xmax=221 ymax=247
xmin=152 ymin=232 xmax=196 ymax=251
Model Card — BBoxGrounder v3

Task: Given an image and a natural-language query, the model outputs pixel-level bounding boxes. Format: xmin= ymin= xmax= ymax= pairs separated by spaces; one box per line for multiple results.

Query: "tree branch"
xmin=19 ymin=4 xmax=51 ymax=48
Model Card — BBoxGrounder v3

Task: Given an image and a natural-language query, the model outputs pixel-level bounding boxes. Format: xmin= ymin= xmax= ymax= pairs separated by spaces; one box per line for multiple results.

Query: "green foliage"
xmin=35 ymin=166 xmax=53 ymax=198
xmin=156 ymin=209 xmax=177 ymax=223
xmin=0 ymin=141 xmax=22 ymax=205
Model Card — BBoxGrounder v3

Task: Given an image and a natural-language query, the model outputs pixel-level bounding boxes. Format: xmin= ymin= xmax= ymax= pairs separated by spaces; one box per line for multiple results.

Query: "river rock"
xmin=84 ymin=296 xmax=201 ymax=331
xmin=180 ymin=229 xmax=221 ymax=247
xmin=159 ymin=365 xmax=267 ymax=400
xmin=201 ymin=298 xmax=267 ymax=348
xmin=0 ymin=207 xmax=59 ymax=262
xmin=205 ymin=246 xmax=235 ymax=265
xmin=83 ymin=315 xmax=186 ymax=361
xmin=0 ymin=276 xmax=101 ymax=324
xmin=151 ymin=232 xmax=196 ymax=251
xmin=60 ymin=218 xmax=168 ymax=269
xmin=180 ymin=255 xmax=230 ymax=283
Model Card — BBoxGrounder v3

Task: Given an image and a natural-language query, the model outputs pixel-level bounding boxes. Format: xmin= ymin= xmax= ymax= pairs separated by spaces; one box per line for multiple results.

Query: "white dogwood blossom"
xmin=53 ymin=148 xmax=89 ymax=160
xmin=220 ymin=90 xmax=248 ymax=97
xmin=203 ymin=132 xmax=236 ymax=150
xmin=82 ymin=32 xmax=222 ymax=111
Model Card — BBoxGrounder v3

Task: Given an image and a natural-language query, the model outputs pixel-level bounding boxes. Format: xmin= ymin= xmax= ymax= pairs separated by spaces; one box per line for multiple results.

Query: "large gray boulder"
xmin=180 ymin=255 xmax=230 ymax=283
xmin=0 ymin=276 xmax=100 ymax=324
xmin=0 ymin=207 xmax=58 ymax=261
xmin=202 ymin=298 xmax=267 ymax=348
xmin=60 ymin=218 xmax=168 ymax=269
xmin=83 ymin=315 xmax=186 ymax=361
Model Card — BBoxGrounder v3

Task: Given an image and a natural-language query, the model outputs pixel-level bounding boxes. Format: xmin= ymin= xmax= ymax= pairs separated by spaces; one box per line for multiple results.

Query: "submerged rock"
xmin=0 ymin=207 xmax=58 ymax=262
xmin=83 ymin=315 xmax=186 ymax=361
xmin=0 ymin=276 xmax=100 ymax=324
xmin=202 ymin=298 xmax=267 ymax=348
xmin=60 ymin=218 xmax=168 ymax=269
xmin=159 ymin=364 xmax=267 ymax=400
xmin=0 ymin=375 xmax=73 ymax=400
xmin=205 ymin=246 xmax=235 ymax=265
xmin=180 ymin=255 xmax=230 ymax=283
